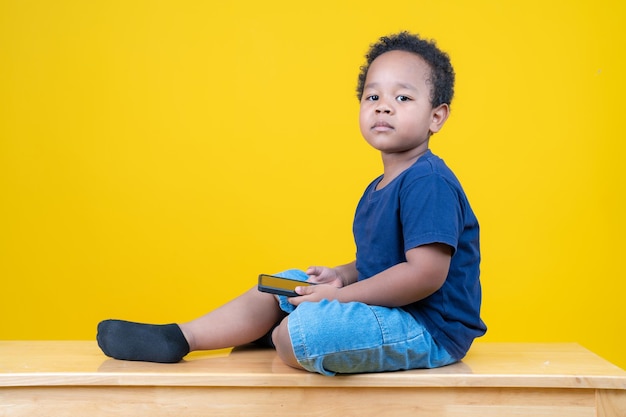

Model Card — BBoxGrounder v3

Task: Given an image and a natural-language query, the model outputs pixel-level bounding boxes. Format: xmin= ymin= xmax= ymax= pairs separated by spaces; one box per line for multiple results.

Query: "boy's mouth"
xmin=372 ymin=121 xmax=394 ymax=131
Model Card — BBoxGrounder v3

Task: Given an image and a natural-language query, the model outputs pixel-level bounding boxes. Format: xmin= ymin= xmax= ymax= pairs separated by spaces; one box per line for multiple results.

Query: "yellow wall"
xmin=1 ymin=1 xmax=625 ymax=369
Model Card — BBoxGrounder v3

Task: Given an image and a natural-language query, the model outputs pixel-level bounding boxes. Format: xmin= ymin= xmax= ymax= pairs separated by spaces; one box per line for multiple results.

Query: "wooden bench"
xmin=1 ymin=341 xmax=625 ymax=416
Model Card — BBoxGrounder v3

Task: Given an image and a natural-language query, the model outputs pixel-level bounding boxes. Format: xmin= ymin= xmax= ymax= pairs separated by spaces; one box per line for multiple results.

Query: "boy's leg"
xmin=97 ymin=286 xmax=284 ymax=363
xmin=273 ymin=318 xmax=304 ymax=370
xmin=180 ymin=286 xmax=286 ymax=351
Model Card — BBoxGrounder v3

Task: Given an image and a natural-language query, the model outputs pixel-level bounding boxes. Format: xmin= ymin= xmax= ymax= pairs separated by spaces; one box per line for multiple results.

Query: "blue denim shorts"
xmin=273 ymin=269 xmax=456 ymax=376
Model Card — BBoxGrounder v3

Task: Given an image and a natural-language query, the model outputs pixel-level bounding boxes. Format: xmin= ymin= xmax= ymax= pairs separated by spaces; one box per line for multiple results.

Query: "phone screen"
xmin=259 ymin=275 xmax=308 ymax=291
xmin=257 ymin=274 xmax=313 ymax=297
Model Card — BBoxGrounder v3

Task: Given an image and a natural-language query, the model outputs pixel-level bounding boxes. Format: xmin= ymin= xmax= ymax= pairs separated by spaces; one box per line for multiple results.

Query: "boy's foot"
xmin=96 ymin=319 xmax=190 ymax=363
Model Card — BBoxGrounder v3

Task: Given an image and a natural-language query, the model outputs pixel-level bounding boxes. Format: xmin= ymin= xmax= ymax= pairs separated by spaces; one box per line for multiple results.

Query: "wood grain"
xmin=1 ymin=342 xmax=624 ymax=416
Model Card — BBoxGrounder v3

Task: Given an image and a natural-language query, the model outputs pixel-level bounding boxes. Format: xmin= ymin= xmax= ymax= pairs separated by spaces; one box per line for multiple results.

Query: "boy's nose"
xmin=375 ymin=100 xmax=393 ymax=114
xmin=376 ymin=105 xmax=392 ymax=114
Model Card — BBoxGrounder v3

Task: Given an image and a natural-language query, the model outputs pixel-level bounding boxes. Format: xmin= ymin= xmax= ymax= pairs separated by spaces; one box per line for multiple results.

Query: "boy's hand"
xmin=305 ymin=266 xmax=345 ymax=288
xmin=288 ymin=284 xmax=340 ymax=306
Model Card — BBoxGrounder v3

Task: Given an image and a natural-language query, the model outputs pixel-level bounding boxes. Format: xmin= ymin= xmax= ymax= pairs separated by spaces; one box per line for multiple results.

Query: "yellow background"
xmin=1 ymin=1 xmax=625 ymax=369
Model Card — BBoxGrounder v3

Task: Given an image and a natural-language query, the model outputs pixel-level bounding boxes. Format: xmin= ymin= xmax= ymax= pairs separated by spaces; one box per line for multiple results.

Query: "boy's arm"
xmin=335 ymin=261 xmax=359 ymax=286
xmin=294 ymin=243 xmax=451 ymax=307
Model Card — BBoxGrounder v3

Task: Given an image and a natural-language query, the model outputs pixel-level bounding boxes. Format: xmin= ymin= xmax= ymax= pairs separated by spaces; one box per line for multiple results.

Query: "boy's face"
xmin=359 ymin=50 xmax=448 ymax=158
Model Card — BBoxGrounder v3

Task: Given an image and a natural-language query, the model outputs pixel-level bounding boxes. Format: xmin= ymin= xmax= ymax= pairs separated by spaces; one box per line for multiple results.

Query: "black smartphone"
xmin=258 ymin=274 xmax=315 ymax=297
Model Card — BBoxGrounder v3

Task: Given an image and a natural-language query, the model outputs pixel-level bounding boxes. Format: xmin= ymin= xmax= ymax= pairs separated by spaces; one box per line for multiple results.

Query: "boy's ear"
xmin=429 ymin=104 xmax=450 ymax=134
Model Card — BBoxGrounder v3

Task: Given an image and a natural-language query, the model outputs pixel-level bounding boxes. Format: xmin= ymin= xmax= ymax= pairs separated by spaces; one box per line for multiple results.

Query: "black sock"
xmin=97 ymin=319 xmax=190 ymax=363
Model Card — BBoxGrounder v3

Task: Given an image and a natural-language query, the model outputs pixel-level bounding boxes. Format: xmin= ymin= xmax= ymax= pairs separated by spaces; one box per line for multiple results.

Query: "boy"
xmin=97 ymin=31 xmax=486 ymax=375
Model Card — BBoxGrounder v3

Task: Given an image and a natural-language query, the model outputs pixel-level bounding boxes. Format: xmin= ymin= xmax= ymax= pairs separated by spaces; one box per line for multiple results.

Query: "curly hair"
xmin=356 ymin=31 xmax=455 ymax=108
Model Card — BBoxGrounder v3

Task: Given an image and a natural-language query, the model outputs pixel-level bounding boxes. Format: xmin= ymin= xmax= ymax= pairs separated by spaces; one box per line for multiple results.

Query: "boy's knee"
xmin=272 ymin=318 xmax=302 ymax=370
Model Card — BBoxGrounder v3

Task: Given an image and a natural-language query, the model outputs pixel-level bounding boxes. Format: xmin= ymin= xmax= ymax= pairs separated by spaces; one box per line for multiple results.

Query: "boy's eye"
xmin=396 ymin=95 xmax=411 ymax=102
xmin=366 ymin=95 xmax=379 ymax=101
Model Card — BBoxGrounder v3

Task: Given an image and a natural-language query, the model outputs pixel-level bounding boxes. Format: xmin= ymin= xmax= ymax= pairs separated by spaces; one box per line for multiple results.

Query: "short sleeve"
xmin=400 ymin=175 xmax=462 ymax=254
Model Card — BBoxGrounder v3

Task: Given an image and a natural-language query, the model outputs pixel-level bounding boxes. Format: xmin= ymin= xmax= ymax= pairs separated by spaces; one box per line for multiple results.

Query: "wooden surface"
xmin=1 ymin=341 xmax=625 ymax=416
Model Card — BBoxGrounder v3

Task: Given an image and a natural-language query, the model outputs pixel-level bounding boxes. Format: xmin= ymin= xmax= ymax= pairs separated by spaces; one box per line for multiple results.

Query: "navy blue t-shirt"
xmin=353 ymin=150 xmax=486 ymax=360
